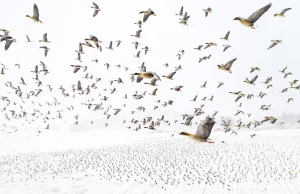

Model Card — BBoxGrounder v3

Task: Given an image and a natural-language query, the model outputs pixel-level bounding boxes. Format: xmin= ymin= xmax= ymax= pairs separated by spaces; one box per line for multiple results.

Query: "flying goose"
xmin=132 ymin=71 xmax=161 ymax=81
xmin=223 ymin=45 xmax=231 ymax=52
xmin=250 ymin=67 xmax=260 ymax=73
xmin=268 ymin=40 xmax=282 ymax=50
xmin=131 ymin=30 xmax=142 ymax=38
xmin=140 ymin=8 xmax=156 ymax=23
xmin=40 ymin=46 xmax=50 ymax=57
xmin=26 ymin=3 xmax=42 ymax=23
xmin=142 ymin=46 xmax=149 ymax=54
xmin=203 ymin=7 xmax=212 ymax=17
xmin=145 ymin=121 xmax=155 ymax=130
xmin=144 ymin=78 xmax=158 ymax=86
xmin=180 ymin=116 xmax=215 ymax=143
xmin=279 ymin=67 xmax=287 ymax=73
xmin=274 ymin=8 xmax=292 ymax=17
xmin=194 ymin=45 xmax=203 ymax=51
xmin=75 ymin=43 xmax=84 ymax=54
xmin=162 ymin=72 xmax=176 ymax=80
xmin=181 ymin=115 xmax=194 ymax=126
xmin=217 ymin=82 xmax=224 ymax=88
xmin=39 ymin=33 xmax=50 ymax=43
xmin=150 ymin=88 xmax=158 ymax=96
xmin=91 ymin=2 xmax=101 ymax=17
xmin=201 ymin=81 xmax=207 ymax=88
xmin=26 ymin=35 xmax=32 ymax=42
xmin=134 ymin=21 xmax=142 ymax=29
xmin=116 ymin=40 xmax=121 ymax=47
xmin=221 ymin=31 xmax=230 ymax=40
xmin=244 ymin=75 xmax=258 ymax=85
xmin=204 ymin=42 xmax=217 ymax=49
xmin=217 ymin=58 xmax=237 ymax=73
xmin=176 ymin=6 xmax=184 ymax=16
xmin=233 ymin=3 xmax=272 ymax=29
xmin=171 ymin=85 xmax=183 ymax=91
xmin=106 ymin=41 xmax=113 ymax=50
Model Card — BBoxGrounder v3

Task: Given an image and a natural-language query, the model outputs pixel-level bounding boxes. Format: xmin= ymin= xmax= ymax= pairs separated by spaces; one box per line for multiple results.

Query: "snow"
xmin=1 ymin=129 xmax=300 ymax=194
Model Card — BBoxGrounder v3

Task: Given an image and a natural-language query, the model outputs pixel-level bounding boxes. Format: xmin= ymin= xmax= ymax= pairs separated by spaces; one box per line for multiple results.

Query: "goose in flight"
xmin=268 ymin=40 xmax=282 ymax=50
xmin=40 ymin=46 xmax=50 ymax=57
xmin=26 ymin=35 xmax=32 ymax=42
xmin=194 ymin=45 xmax=203 ymax=51
xmin=144 ymin=78 xmax=158 ymax=86
xmin=145 ymin=121 xmax=155 ymax=130
xmin=171 ymin=85 xmax=183 ymax=92
xmin=217 ymin=58 xmax=237 ymax=73
xmin=91 ymin=2 xmax=101 ymax=17
xmin=221 ymin=31 xmax=230 ymax=40
xmin=140 ymin=8 xmax=156 ymax=23
xmin=203 ymin=7 xmax=212 ymax=17
xmin=181 ymin=115 xmax=194 ymax=126
xmin=250 ymin=67 xmax=260 ymax=73
xmin=176 ymin=6 xmax=184 ymax=16
xmin=180 ymin=116 xmax=215 ymax=143
xmin=132 ymin=71 xmax=161 ymax=81
xmin=39 ymin=33 xmax=50 ymax=43
xmin=26 ymin=3 xmax=42 ymax=23
xmin=162 ymin=72 xmax=176 ymax=80
xmin=233 ymin=3 xmax=272 ymax=29
xmin=131 ymin=30 xmax=142 ymax=38
xmin=223 ymin=45 xmax=231 ymax=52
xmin=75 ymin=43 xmax=84 ymax=54
xmin=274 ymin=8 xmax=292 ymax=17
xmin=261 ymin=116 xmax=277 ymax=124
xmin=244 ymin=75 xmax=258 ymax=85
xmin=134 ymin=21 xmax=142 ymax=29
xmin=279 ymin=67 xmax=287 ymax=73
xmin=106 ymin=41 xmax=113 ymax=50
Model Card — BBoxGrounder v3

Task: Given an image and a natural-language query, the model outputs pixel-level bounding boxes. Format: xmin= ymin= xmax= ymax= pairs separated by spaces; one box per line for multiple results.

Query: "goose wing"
xmin=4 ymin=40 xmax=13 ymax=50
xmin=224 ymin=58 xmax=237 ymax=69
xmin=43 ymin=33 xmax=48 ymax=42
xmin=235 ymin=95 xmax=242 ymax=102
xmin=247 ymin=3 xmax=272 ymax=23
xmin=224 ymin=31 xmax=230 ymax=39
xmin=268 ymin=42 xmax=277 ymax=49
xmin=26 ymin=35 xmax=31 ymax=42
xmin=73 ymin=67 xmax=80 ymax=73
xmin=33 ymin=3 xmax=39 ymax=19
xmin=281 ymin=8 xmax=292 ymax=15
xmin=136 ymin=75 xmax=143 ymax=83
xmin=195 ymin=116 xmax=215 ymax=139
xmin=77 ymin=81 xmax=82 ymax=90
xmin=250 ymin=75 xmax=258 ymax=83
xmin=168 ymin=71 xmax=176 ymax=78
xmin=152 ymin=88 xmax=158 ymax=95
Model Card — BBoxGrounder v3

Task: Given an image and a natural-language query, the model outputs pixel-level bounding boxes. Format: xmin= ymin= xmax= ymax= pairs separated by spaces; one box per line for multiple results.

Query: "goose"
xmin=279 ymin=67 xmax=287 ymax=73
xmin=132 ymin=41 xmax=139 ymax=49
xmin=261 ymin=116 xmax=277 ymax=124
xmin=132 ymin=71 xmax=161 ymax=81
xmin=233 ymin=3 xmax=272 ymax=29
xmin=268 ymin=40 xmax=282 ymax=50
xmin=134 ymin=51 xmax=141 ymax=58
xmin=113 ymin=109 xmax=121 ymax=115
xmin=131 ymin=30 xmax=142 ymax=38
xmin=91 ymin=2 xmax=100 ymax=17
xmin=142 ymin=46 xmax=149 ymax=54
xmin=26 ymin=35 xmax=32 ymax=42
xmin=180 ymin=116 xmax=215 ymax=143
xmin=274 ymin=8 xmax=292 ymax=17
xmin=204 ymin=42 xmax=217 ymax=49
xmin=39 ymin=33 xmax=50 ymax=43
xmin=162 ymin=72 xmax=176 ymax=80
xmin=284 ymin=72 xmax=292 ymax=78
xmin=244 ymin=75 xmax=258 ymax=85
xmin=116 ymin=40 xmax=121 ymax=47
xmin=144 ymin=78 xmax=158 ymax=86
xmin=26 ymin=3 xmax=42 ymax=23
xmin=75 ymin=43 xmax=84 ymax=54
xmin=199 ymin=54 xmax=211 ymax=63
xmin=181 ymin=115 xmax=194 ymax=126
xmin=82 ymin=42 xmax=94 ymax=48
xmin=194 ymin=45 xmax=203 ymax=51
xmin=203 ymin=7 xmax=212 ymax=17
xmin=170 ymin=85 xmax=183 ymax=92
xmin=217 ymin=82 xmax=224 ymax=88
xmin=40 ymin=46 xmax=50 ymax=57
xmin=190 ymin=95 xmax=197 ymax=102
xmin=149 ymin=88 xmax=158 ymax=96
xmin=179 ymin=12 xmax=190 ymax=25
xmin=106 ymin=41 xmax=113 ymax=50
xmin=223 ymin=45 xmax=231 ymax=52
xmin=201 ymin=81 xmax=207 ymax=88
xmin=20 ymin=77 xmax=26 ymax=85
xmin=217 ymin=58 xmax=237 ymax=73
xmin=221 ymin=31 xmax=230 ymax=40
xmin=140 ymin=8 xmax=156 ymax=23
xmin=134 ymin=21 xmax=142 ymax=29
xmin=250 ymin=67 xmax=260 ymax=73
xmin=145 ymin=121 xmax=155 ymax=130
xmin=287 ymin=98 xmax=293 ymax=103
xmin=176 ymin=6 xmax=184 ymax=16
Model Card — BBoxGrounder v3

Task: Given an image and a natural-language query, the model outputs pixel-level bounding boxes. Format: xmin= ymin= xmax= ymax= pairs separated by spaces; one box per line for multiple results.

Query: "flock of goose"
xmin=0 ymin=2 xmax=299 ymax=139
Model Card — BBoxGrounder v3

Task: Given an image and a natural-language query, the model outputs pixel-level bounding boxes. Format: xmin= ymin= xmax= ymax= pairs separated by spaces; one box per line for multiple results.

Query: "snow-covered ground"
xmin=1 ymin=129 xmax=300 ymax=194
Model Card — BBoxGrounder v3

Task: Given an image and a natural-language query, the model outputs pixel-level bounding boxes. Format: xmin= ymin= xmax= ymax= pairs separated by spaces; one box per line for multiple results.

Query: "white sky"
xmin=1 ymin=0 xmax=300 ymax=131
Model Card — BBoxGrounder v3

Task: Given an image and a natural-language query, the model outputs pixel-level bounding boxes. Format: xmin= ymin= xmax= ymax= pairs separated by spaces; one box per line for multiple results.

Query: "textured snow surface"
xmin=1 ymin=129 xmax=300 ymax=194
